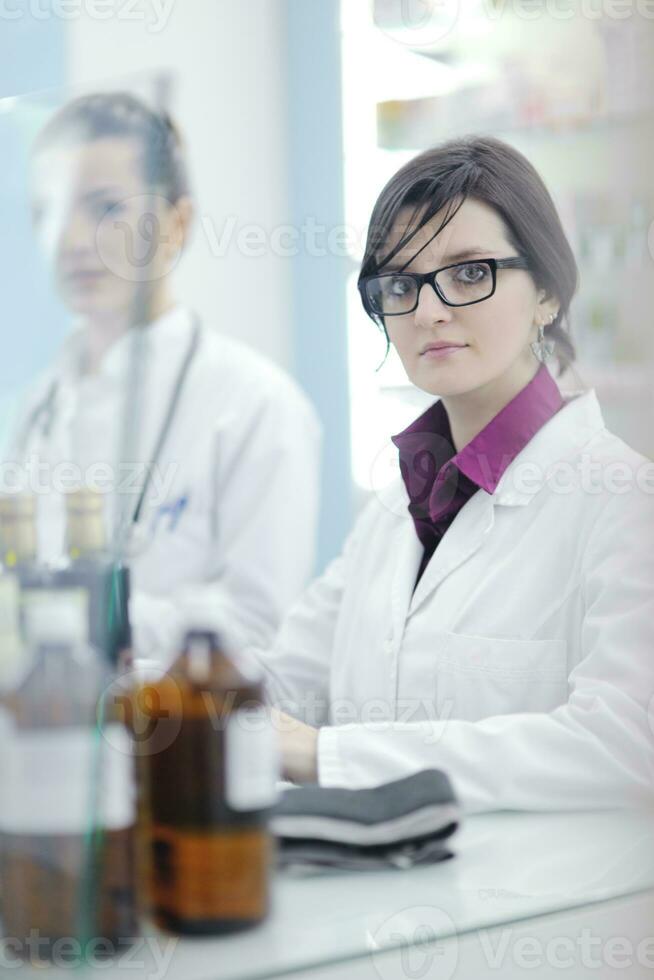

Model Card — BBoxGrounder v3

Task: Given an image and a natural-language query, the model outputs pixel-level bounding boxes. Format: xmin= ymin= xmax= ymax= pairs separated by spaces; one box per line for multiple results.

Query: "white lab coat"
xmin=9 ymin=306 xmax=322 ymax=659
xmin=251 ymin=387 xmax=654 ymax=813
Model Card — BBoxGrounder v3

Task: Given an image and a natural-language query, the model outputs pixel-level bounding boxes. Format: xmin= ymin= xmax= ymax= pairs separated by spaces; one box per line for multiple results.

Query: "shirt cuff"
xmin=317 ymin=725 xmax=347 ymax=786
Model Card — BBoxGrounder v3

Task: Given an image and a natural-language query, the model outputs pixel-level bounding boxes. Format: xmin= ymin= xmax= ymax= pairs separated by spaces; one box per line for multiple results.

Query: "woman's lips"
xmin=64 ymin=268 xmax=107 ymax=281
xmin=62 ymin=270 xmax=109 ymax=291
xmin=421 ymin=345 xmax=468 ymax=359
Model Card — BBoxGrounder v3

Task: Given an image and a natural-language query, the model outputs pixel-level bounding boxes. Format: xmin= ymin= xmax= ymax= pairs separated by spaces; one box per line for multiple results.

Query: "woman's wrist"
xmin=271 ymin=708 xmax=319 ymax=784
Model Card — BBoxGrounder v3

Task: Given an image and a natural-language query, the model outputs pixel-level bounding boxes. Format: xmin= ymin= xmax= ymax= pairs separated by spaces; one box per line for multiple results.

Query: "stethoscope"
xmin=17 ymin=314 xmax=202 ymax=559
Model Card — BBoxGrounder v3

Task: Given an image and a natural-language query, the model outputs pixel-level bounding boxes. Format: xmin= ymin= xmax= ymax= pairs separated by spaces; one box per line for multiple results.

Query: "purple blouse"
xmin=391 ymin=364 xmax=565 ymax=588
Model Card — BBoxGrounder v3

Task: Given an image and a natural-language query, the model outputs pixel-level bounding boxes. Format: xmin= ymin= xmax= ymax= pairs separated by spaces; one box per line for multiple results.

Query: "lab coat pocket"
xmin=137 ymin=491 xmax=209 ymax=591
xmin=435 ymin=633 xmax=569 ymax=722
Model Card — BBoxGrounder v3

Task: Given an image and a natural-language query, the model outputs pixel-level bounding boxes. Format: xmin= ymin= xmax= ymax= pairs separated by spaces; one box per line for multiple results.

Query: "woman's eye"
xmin=94 ymin=199 xmax=124 ymax=219
xmin=456 ymin=263 xmax=488 ymax=284
xmin=389 ymin=277 xmax=411 ymax=295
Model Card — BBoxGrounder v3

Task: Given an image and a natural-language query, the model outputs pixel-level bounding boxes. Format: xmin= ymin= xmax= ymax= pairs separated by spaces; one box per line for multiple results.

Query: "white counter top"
xmin=6 ymin=808 xmax=654 ymax=979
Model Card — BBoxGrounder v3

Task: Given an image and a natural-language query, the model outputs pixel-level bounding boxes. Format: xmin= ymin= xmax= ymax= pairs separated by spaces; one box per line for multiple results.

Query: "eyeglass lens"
xmin=367 ymin=261 xmax=494 ymax=314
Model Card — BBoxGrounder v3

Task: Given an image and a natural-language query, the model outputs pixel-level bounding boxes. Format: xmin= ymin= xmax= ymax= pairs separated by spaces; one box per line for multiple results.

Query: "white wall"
xmin=67 ymin=0 xmax=294 ymax=371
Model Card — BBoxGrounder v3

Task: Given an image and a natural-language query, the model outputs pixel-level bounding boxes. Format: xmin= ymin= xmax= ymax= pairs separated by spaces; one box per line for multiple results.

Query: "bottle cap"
xmin=184 ymin=628 xmax=220 ymax=648
xmin=0 ymin=494 xmax=37 ymax=565
xmin=0 ymin=494 xmax=35 ymax=519
xmin=65 ymin=488 xmax=107 ymax=557
xmin=65 ymin=488 xmax=105 ymax=516
xmin=184 ymin=630 xmax=216 ymax=683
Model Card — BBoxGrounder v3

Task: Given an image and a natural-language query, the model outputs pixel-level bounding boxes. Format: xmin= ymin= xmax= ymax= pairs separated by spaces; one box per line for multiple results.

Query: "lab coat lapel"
xmin=389 ymin=514 xmax=424 ymax=640
xmin=405 ymin=387 xmax=605 ymax=617
xmin=378 ymin=477 xmax=422 ymax=640
xmin=384 ymin=386 xmax=605 ymax=629
xmin=408 ymin=489 xmax=496 ymax=616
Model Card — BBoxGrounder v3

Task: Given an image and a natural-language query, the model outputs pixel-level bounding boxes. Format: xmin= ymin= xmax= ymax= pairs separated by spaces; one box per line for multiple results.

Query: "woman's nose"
xmin=60 ymin=210 xmax=96 ymax=254
xmin=414 ymin=282 xmax=453 ymax=327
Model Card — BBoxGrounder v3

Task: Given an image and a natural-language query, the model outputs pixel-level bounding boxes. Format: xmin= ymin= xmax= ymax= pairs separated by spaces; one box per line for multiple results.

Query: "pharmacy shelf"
xmin=377 ymin=99 xmax=653 ymax=152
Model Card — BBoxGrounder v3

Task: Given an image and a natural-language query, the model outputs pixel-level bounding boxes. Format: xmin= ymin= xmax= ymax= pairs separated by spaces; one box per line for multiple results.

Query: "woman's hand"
xmin=270 ymin=707 xmax=319 ymax=784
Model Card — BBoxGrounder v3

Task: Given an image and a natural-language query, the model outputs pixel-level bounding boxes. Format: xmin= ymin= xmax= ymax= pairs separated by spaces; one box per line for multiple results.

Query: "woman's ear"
xmin=169 ymin=194 xmax=194 ymax=254
xmin=534 ymin=288 xmax=560 ymax=325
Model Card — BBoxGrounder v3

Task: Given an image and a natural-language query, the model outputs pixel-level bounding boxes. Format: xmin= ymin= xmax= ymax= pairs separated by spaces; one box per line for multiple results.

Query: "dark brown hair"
xmin=359 ymin=134 xmax=578 ymax=377
xmin=34 ymin=91 xmax=190 ymax=205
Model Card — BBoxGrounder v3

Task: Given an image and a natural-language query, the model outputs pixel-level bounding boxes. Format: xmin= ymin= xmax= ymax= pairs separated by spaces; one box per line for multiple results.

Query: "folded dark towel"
xmin=271 ymin=769 xmax=460 ymax=873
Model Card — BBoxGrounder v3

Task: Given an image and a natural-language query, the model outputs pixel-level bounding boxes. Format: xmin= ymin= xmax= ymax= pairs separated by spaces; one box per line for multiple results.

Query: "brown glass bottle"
xmin=135 ymin=630 xmax=277 ymax=935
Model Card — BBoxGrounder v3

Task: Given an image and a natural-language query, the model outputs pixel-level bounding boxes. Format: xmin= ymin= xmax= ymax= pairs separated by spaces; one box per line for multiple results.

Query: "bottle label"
xmin=225 ymin=707 xmax=280 ymax=811
xmin=0 ymin=711 xmax=135 ymax=834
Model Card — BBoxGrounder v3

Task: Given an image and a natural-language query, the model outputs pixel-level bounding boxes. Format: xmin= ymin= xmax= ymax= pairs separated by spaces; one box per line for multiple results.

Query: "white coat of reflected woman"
xmin=18 ymin=93 xmax=323 ymax=662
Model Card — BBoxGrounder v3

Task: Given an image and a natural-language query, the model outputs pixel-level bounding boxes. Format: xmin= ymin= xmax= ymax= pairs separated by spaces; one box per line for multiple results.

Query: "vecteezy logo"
xmin=95 ymin=193 xmax=182 ymax=283
xmin=367 ymin=904 xmax=458 ymax=980
xmin=99 ymin=663 xmax=183 ymax=757
xmin=369 ymin=430 xmax=458 ymax=520
xmin=373 ymin=0 xmax=460 ymax=49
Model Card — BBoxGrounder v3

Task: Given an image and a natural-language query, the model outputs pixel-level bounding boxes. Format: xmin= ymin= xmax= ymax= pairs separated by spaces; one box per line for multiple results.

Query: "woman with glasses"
xmin=253 ymin=135 xmax=653 ymax=813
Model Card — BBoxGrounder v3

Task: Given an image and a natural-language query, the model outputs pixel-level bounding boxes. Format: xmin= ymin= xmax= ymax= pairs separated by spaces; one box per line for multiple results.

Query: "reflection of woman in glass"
xmin=12 ymin=92 xmax=321 ymax=661
xmin=259 ymin=135 xmax=653 ymax=813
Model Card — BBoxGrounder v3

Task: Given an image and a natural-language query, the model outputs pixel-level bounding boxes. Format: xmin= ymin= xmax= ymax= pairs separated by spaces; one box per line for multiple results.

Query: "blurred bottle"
xmin=135 ymin=629 xmax=278 ymax=935
xmin=0 ymin=490 xmax=132 ymax=668
xmin=0 ymin=494 xmax=44 ymax=582
xmin=0 ymin=574 xmax=22 ymax=692
xmin=0 ymin=495 xmax=57 ymax=689
xmin=0 ymin=589 xmax=137 ymax=963
xmin=67 ymin=486 xmax=106 ymax=559
xmin=58 ymin=488 xmax=132 ymax=669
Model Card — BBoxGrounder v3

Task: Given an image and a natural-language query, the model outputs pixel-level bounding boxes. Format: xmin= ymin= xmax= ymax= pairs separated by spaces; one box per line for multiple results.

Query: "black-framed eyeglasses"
xmin=359 ymin=257 xmax=531 ymax=317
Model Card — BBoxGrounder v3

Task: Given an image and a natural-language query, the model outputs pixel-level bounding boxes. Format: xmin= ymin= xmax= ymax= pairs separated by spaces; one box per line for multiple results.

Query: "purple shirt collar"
xmin=391 ymin=365 xmax=564 ymax=522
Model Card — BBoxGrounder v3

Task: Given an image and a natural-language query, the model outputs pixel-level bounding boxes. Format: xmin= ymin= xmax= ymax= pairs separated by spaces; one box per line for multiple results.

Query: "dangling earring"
xmin=530 ymin=313 xmax=556 ymax=363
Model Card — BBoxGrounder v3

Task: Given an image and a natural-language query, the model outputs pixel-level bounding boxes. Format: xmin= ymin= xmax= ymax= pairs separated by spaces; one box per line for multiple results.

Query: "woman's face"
xmin=31 ymin=136 xmax=186 ymax=320
xmin=379 ymin=197 xmax=559 ymax=399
